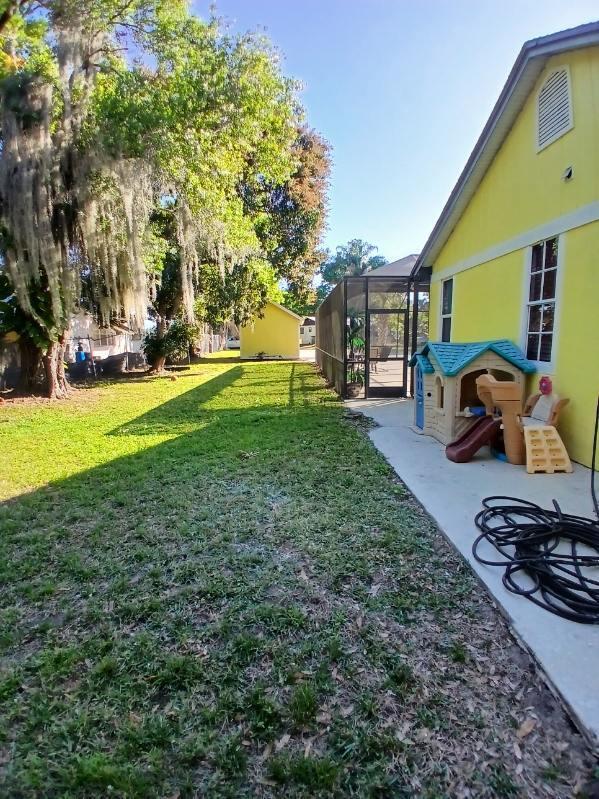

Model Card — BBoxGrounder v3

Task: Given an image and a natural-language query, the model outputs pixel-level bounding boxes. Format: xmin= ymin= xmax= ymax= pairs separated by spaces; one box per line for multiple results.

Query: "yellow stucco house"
xmin=239 ymin=301 xmax=301 ymax=360
xmin=411 ymin=22 xmax=599 ymax=467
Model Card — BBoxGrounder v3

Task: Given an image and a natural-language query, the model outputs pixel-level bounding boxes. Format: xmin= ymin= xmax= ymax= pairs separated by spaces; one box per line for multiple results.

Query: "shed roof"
xmin=269 ymin=301 xmax=302 ymax=321
xmin=411 ymin=21 xmax=599 ymax=276
xmin=409 ymin=340 xmax=537 ymax=376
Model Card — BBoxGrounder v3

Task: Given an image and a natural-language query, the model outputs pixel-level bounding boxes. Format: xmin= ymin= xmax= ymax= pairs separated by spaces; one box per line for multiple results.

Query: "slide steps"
xmin=524 ymin=426 xmax=573 ymax=474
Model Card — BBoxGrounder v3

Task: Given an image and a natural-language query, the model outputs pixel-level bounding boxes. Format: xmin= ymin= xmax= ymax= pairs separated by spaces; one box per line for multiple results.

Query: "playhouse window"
xmin=525 ymin=238 xmax=557 ymax=363
xmin=441 ymin=278 xmax=453 ymax=342
xmin=435 ymin=376 xmax=444 ymax=409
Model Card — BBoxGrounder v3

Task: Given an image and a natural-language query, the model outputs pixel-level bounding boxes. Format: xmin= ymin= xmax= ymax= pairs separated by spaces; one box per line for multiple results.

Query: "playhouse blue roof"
xmin=412 ymin=353 xmax=434 ymax=375
xmin=409 ymin=340 xmax=537 ymax=377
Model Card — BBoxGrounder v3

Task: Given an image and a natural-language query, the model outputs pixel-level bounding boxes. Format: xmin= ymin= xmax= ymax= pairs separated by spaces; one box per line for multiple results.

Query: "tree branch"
xmin=0 ymin=0 xmax=22 ymax=35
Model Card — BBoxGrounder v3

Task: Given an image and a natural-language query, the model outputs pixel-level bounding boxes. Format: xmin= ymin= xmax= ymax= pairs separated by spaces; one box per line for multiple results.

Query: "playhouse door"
xmin=415 ymin=365 xmax=424 ymax=428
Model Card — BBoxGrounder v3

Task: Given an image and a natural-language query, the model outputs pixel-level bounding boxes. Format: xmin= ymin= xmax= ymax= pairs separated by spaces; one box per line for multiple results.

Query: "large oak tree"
xmin=0 ymin=0 xmax=319 ymax=395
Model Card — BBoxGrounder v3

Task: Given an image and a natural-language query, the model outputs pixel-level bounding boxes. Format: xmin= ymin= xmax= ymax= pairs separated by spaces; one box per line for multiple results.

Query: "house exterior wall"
xmin=428 ymin=47 xmax=599 ymax=466
xmin=69 ymin=312 xmax=144 ymax=361
xmin=300 ymin=325 xmax=316 ymax=345
xmin=240 ymin=303 xmax=300 ymax=360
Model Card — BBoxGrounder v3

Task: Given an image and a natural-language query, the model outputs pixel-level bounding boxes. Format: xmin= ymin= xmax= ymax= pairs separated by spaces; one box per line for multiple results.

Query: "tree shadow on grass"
xmin=106 ymin=365 xmax=245 ymax=438
xmin=0 ymin=359 xmax=398 ymax=797
xmin=0 ymin=358 xmax=586 ymax=798
xmin=0 ymin=359 xmax=346 ymax=676
xmin=195 ymin=354 xmax=241 ymax=364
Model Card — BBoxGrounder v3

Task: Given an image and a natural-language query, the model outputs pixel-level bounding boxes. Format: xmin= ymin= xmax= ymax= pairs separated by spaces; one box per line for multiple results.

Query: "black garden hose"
xmin=472 ymin=397 xmax=599 ymax=624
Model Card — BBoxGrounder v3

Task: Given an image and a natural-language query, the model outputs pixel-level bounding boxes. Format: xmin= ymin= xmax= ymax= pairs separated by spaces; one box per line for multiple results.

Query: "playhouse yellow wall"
xmin=428 ymin=47 xmax=599 ymax=467
xmin=240 ymin=303 xmax=300 ymax=360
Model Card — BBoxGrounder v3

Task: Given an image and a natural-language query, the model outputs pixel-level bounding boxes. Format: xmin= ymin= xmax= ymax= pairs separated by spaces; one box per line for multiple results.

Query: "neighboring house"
xmin=0 ymin=312 xmax=147 ymax=388
xmin=69 ymin=311 xmax=144 ymax=364
xmin=300 ymin=317 xmax=316 ymax=345
xmin=410 ymin=22 xmax=599 ymax=468
xmin=0 ymin=312 xmax=226 ymax=387
xmin=71 ymin=312 xmax=226 ymax=364
xmin=240 ymin=302 xmax=301 ymax=360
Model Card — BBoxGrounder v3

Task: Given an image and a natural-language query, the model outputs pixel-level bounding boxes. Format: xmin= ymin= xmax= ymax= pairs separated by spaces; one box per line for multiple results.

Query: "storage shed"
xmin=240 ymin=302 xmax=301 ymax=360
xmin=409 ymin=340 xmax=536 ymax=444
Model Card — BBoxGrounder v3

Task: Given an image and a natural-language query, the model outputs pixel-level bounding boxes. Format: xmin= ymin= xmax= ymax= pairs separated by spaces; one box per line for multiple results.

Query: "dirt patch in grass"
xmin=0 ymin=385 xmax=100 ymax=406
xmin=0 ymin=359 xmax=596 ymax=797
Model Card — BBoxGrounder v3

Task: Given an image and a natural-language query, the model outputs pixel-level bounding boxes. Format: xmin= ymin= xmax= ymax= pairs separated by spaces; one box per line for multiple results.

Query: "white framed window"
xmin=440 ymin=278 xmax=453 ymax=342
xmin=537 ymin=66 xmax=573 ymax=151
xmin=98 ymin=332 xmax=116 ymax=347
xmin=435 ymin=375 xmax=444 ymax=409
xmin=524 ymin=237 xmax=558 ymax=364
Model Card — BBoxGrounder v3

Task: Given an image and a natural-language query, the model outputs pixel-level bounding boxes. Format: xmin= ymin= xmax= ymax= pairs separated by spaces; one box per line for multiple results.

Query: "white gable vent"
xmin=537 ymin=67 xmax=573 ymax=151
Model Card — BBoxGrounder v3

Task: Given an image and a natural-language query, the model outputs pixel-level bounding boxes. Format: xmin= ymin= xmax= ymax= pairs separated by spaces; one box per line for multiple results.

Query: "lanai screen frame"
xmin=315 ymin=272 xmax=430 ymax=400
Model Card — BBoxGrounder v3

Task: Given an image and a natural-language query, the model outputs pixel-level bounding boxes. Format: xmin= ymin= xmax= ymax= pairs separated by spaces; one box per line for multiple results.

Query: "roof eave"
xmin=411 ymin=21 xmax=599 ymax=278
xmin=270 ymin=301 xmax=303 ymax=321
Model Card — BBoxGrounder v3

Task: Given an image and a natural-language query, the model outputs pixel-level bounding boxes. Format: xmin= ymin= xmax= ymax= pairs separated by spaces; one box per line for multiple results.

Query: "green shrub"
xmin=142 ymin=319 xmax=198 ymax=367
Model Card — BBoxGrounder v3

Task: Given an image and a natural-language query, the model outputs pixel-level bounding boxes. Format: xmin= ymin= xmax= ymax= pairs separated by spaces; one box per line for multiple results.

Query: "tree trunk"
xmin=17 ymin=336 xmax=42 ymax=394
xmin=43 ymin=335 xmax=70 ymax=399
xmin=151 ymin=354 xmax=167 ymax=372
xmin=148 ymin=317 xmax=168 ymax=372
xmin=56 ymin=333 xmax=69 ymax=396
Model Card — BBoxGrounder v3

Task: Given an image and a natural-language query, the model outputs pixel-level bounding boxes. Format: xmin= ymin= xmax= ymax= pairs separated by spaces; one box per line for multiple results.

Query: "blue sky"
xmin=194 ymin=1 xmax=599 ymax=262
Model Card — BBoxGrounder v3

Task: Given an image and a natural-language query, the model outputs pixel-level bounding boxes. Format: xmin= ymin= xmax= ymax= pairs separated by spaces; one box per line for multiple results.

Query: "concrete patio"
xmin=347 ymin=397 xmax=599 ymax=749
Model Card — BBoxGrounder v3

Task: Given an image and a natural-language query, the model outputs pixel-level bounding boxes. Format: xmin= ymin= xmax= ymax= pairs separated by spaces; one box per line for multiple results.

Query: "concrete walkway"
xmin=299 ymin=346 xmax=315 ymax=362
xmin=347 ymin=397 xmax=599 ymax=749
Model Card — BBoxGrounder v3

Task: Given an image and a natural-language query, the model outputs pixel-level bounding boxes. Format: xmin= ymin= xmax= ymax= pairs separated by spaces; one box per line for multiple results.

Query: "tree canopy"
xmin=0 ymin=0 xmax=328 ymax=394
xmin=317 ymin=239 xmax=387 ymax=301
xmin=244 ymin=127 xmax=331 ymax=307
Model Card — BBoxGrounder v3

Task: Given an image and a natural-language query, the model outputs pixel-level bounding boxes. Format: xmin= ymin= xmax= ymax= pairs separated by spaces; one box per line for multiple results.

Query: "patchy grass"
xmin=0 ymin=356 xmax=594 ymax=797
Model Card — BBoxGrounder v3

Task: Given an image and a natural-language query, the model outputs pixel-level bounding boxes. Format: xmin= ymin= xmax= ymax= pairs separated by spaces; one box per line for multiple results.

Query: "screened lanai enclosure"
xmin=316 ymin=263 xmax=430 ymax=399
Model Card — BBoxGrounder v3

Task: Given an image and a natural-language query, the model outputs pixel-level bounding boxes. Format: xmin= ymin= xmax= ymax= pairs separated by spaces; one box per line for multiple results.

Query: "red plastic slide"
xmin=445 ymin=416 xmax=502 ymax=463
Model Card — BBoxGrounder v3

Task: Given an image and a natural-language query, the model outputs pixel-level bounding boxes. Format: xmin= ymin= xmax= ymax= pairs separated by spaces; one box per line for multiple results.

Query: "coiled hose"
xmin=472 ymin=397 xmax=599 ymax=624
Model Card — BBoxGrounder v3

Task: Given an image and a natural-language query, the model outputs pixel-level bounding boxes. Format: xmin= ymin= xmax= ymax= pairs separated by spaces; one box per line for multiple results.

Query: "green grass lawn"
xmin=0 ymin=357 xmax=594 ymax=797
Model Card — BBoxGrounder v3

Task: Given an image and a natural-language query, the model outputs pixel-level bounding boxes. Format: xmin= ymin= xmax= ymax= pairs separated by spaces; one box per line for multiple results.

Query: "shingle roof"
xmin=412 ymin=353 xmax=434 ymax=374
xmin=409 ymin=340 xmax=537 ymax=376
xmin=366 ymin=254 xmax=418 ymax=277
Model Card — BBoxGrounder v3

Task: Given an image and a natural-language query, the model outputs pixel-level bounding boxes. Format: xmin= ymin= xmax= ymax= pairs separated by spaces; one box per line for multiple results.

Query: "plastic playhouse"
xmin=409 ymin=340 xmax=536 ymax=445
xmin=410 ymin=340 xmax=572 ymax=473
